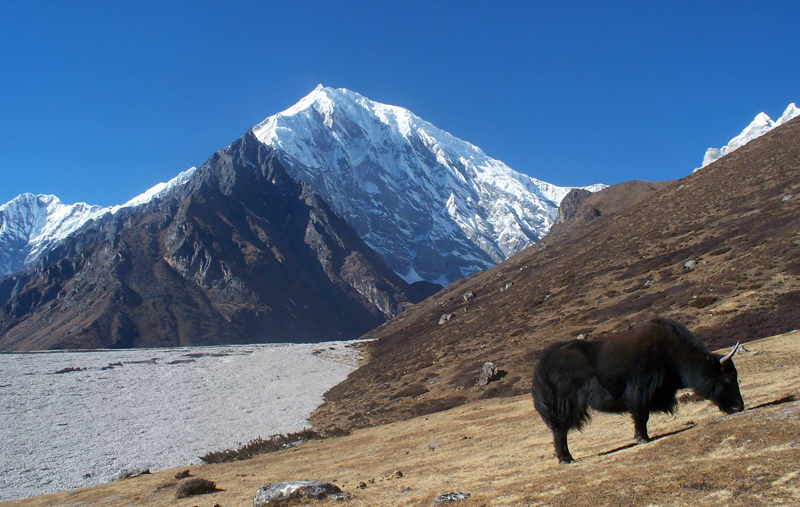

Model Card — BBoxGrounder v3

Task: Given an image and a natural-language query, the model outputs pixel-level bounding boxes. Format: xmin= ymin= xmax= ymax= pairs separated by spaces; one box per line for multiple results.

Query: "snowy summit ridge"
xmin=3 ymin=86 xmax=603 ymax=285
xmin=254 ymin=85 xmax=601 ymax=284
xmin=698 ymin=103 xmax=799 ymax=170
xmin=0 ymin=168 xmax=197 ymax=278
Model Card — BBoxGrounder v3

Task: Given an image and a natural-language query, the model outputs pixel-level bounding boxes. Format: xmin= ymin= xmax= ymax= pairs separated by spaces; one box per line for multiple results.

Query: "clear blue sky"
xmin=1 ymin=1 xmax=798 ymax=207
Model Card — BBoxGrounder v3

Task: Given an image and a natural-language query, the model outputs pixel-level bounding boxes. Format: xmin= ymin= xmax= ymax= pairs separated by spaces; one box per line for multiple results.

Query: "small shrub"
xmin=174 ymin=469 xmax=192 ymax=479
xmin=199 ymin=427 xmax=350 ymax=464
xmin=175 ymin=478 xmax=220 ymax=499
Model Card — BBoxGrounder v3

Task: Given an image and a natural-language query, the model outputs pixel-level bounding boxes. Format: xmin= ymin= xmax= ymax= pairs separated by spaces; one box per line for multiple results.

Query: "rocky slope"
xmin=0 ymin=133 xmax=418 ymax=350
xmin=310 ymin=116 xmax=800 ymax=431
xmin=253 ymin=85 xmax=603 ymax=284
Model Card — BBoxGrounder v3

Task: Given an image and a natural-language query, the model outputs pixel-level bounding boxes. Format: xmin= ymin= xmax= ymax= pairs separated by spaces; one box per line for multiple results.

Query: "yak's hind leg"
xmin=632 ymin=411 xmax=650 ymax=444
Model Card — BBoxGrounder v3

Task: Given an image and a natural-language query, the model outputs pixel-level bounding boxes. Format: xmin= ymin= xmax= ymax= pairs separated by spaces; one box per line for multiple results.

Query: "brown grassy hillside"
xmin=310 ymin=116 xmax=800 ymax=431
xmin=4 ymin=332 xmax=798 ymax=507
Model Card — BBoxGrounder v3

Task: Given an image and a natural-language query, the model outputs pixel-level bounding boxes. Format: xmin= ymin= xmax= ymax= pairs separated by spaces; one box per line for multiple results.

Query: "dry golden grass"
xmin=4 ymin=331 xmax=799 ymax=507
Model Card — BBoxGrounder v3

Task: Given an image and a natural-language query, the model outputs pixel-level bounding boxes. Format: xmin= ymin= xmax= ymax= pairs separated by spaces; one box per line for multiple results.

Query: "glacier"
xmin=0 ymin=168 xmax=196 ymax=278
xmin=697 ymin=103 xmax=799 ymax=171
xmin=253 ymin=85 xmax=602 ymax=284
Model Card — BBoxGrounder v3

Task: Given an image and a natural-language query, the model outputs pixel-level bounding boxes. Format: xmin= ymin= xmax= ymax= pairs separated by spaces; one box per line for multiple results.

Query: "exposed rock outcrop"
xmin=0 ymin=132 xmax=417 ymax=350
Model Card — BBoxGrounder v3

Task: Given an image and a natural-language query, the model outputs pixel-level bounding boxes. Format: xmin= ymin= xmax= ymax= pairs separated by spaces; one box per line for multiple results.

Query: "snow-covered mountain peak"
xmin=698 ymin=103 xmax=798 ymax=170
xmin=253 ymin=86 xmax=602 ymax=284
xmin=1 ymin=168 xmax=197 ymax=278
xmin=775 ymin=103 xmax=799 ymax=127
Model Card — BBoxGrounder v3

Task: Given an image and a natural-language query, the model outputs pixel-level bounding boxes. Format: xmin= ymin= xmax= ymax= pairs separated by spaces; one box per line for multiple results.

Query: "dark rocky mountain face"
xmin=310 ymin=117 xmax=800 ymax=432
xmin=0 ymin=132 xmax=418 ymax=351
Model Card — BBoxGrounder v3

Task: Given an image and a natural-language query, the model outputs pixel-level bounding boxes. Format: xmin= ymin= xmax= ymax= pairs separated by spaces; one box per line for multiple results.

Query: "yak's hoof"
xmin=636 ymin=436 xmax=650 ymax=444
xmin=558 ymin=456 xmax=574 ymax=465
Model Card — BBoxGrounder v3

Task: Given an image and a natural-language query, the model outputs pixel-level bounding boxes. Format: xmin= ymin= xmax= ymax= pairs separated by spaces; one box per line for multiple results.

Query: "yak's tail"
xmin=532 ymin=343 xmax=592 ymax=432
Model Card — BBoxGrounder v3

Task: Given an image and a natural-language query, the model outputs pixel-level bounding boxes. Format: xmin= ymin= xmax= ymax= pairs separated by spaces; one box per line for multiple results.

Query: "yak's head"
xmin=702 ymin=342 xmax=745 ymax=414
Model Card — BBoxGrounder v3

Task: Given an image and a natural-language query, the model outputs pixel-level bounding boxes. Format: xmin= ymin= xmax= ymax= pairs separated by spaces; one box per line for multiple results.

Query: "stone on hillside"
xmin=117 ymin=467 xmax=150 ymax=480
xmin=500 ymin=281 xmax=513 ymax=292
xmin=439 ymin=313 xmax=453 ymax=325
xmin=683 ymin=260 xmax=696 ymax=271
xmin=478 ymin=361 xmax=499 ymax=386
xmin=254 ymin=481 xmax=350 ymax=506
xmin=462 ymin=290 xmax=475 ymax=302
xmin=688 ymin=295 xmax=718 ymax=309
xmin=433 ymin=492 xmax=471 ymax=505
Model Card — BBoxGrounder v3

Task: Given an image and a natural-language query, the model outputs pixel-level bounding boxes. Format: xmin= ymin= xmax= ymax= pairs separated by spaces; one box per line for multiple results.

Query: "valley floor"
xmin=0 ymin=342 xmax=359 ymax=500
xmin=3 ymin=331 xmax=799 ymax=507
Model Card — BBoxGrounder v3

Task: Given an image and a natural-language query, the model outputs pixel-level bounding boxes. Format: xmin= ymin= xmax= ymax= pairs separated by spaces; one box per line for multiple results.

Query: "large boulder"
xmin=478 ymin=361 xmax=500 ymax=386
xmin=253 ymin=480 xmax=350 ymax=506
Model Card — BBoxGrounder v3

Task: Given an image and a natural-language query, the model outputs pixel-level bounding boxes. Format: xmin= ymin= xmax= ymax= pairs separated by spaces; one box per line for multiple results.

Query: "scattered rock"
xmin=688 ymin=295 xmax=717 ymax=309
xmin=175 ymin=469 xmax=192 ymax=479
xmin=683 ymin=260 xmax=696 ymax=271
xmin=462 ymin=290 xmax=475 ymax=302
xmin=434 ymin=492 xmax=471 ymax=505
xmin=500 ymin=281 xmax=513 ymax=292
xmin=782 ymin=194 xmax=793 ymax=202
xmin=438 ymin=313 xmax=453 ymax=325
xmin=175 ymin=477 xmax=222 ymax=499
xmin=357 ymin=482 xmax=367 ymax=489
xmin=478 ymin=361 xmax=500 ymax=386
xmin=117 ymin=467 xmax=150 ymax=480
xmin=644 ymin=279 xmax=656 ymax=288
xmin=254 ymin=481 xmax=349 ymax=506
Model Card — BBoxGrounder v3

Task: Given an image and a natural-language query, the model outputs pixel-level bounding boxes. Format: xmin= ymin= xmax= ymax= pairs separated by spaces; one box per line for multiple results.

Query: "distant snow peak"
xmin=697 ymin=103 xmax=798 ymax=171
xmin=0 ymin=168 xmax=197 ymax=278
xmin=253 ymin=85 xmax=602 ymax=284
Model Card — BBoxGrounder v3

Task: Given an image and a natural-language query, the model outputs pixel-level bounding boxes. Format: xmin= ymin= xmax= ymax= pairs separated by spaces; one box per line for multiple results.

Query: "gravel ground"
xmin=0 ymin=341 xmax=359 ymax=501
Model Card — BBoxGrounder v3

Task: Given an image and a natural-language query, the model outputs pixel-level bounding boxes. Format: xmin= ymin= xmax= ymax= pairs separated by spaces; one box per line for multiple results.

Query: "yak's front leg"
xmin=632 ymin=412 xmax=650 ymax=444
xmin=553 ymin=429 xmax=574 ymax=464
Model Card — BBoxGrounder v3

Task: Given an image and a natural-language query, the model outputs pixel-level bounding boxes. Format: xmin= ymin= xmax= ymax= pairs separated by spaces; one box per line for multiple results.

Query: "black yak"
xmin=532 ymin=318 xmax=744 ymax=463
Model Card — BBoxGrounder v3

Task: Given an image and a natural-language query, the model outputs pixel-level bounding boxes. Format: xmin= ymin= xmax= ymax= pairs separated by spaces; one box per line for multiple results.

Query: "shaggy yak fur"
xmin=532 ymin=318 xmax=744 ymax=463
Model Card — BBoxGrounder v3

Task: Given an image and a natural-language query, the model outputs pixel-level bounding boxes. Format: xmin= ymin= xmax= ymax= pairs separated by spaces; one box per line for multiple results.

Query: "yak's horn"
xmin=720 ymin=341 xmax=740 ymax=364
